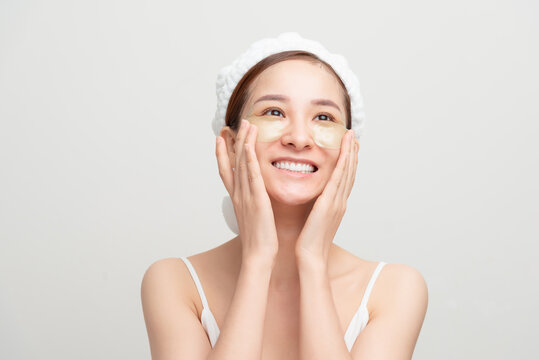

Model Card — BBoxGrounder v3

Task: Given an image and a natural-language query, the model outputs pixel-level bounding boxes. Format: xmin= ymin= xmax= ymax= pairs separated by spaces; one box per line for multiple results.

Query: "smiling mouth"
xmin=271 ymin=162 xmax=319 ymax=173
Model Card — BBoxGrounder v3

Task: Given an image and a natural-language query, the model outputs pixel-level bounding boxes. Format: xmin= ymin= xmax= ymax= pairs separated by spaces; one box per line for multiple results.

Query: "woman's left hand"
xmin=295 ymin=129 xmax=359 ymax=263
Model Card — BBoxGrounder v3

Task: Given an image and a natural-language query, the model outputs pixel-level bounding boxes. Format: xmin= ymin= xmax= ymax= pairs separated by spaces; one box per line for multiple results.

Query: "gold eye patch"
xmin=245 ymin=115 xmax=286 ymax=143
xmin=244 ymin=115 xmax=348 ymax=149
xmin=310 ymin=120 xmax=348 ymax=149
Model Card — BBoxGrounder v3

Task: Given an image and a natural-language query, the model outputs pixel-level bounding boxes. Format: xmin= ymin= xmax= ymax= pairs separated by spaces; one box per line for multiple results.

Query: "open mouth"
xmin=271 ymin=161 xmax=318 ymax=174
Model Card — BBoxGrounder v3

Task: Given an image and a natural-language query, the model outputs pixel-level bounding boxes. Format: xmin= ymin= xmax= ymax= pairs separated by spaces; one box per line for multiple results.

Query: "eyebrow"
xmin=253 ymin=94 xmax=342 ymax=113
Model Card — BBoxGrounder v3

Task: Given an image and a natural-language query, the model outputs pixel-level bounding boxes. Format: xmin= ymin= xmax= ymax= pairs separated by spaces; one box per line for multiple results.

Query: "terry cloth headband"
xmin=213 ymin=32 xmax=366 ymax=235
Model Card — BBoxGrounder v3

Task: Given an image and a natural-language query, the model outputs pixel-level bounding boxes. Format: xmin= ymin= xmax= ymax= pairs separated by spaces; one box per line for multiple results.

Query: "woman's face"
xmin=239 ymin=59 xmax=348 ymax=206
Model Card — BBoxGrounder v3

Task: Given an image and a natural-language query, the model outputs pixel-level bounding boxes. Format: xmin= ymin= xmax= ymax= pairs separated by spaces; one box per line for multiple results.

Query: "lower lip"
xmin=272 ymin=164 xmax=317 ymax=178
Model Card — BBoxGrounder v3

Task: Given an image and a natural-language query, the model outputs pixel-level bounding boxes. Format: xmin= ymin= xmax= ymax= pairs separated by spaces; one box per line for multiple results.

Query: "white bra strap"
xmin=359 ymin=262 xmax=387 ymax=310
xmin=179 ymin=257 xmax=210 ymax=309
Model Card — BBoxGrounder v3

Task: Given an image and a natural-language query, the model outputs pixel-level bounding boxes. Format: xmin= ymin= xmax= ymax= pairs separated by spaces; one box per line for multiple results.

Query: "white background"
xmin=1 ymin=0 xmax=537 ymax=358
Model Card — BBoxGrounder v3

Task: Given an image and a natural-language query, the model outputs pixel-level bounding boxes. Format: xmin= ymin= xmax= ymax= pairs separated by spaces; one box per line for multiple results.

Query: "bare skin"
xmin=180 ymin=239 xmax=382 ymax=359
xmin=142 ymin=59 xmax=428 ymax=360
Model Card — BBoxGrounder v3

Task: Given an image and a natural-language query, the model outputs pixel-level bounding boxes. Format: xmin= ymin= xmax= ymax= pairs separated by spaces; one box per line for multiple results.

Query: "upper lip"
xmin=271 ymin=157 xmax=319 ymax=169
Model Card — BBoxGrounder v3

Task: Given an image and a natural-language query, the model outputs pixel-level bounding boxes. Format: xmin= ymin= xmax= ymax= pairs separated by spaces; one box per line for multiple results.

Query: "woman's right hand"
xmin=216 ymin=119 xmax=279 ymax=264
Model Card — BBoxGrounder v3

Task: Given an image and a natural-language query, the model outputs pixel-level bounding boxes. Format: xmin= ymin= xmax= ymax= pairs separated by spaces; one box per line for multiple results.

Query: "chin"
xmin=267 ymin=185 xmax=320 ymax=206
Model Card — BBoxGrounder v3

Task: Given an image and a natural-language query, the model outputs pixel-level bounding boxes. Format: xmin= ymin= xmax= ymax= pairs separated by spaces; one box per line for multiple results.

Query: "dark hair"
xmin=224 ymin=50 xmax=351 ymax=132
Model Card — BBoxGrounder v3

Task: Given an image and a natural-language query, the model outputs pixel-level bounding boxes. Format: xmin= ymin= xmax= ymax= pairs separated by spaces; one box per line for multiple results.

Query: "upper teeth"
xmin=273 ymin=161 xmax=316 ymax=173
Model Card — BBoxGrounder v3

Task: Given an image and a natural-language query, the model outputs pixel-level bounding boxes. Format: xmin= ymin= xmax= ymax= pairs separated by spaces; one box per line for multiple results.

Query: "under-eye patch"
xmin=244 ymin=115 xmax=348 ymax=149
xmin=245 ymin=115 xmax=286 ymax=143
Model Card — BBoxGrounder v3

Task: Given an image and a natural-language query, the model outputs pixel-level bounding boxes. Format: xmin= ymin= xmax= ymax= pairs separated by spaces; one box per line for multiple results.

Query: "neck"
xmin=265 ymin=198 xmax=315 ymax=292
xmin=232 ymin=198 xmax=337 ymax=291
xmin=231 ymin=199 xmax=342 ymax=293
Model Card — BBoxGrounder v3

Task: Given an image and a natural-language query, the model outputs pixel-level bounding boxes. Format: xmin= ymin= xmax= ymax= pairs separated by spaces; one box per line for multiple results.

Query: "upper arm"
xmin=350 ymin=264 xmax=429 ymax=360
xmin=141 ymin=258 xmax=212 ymax=360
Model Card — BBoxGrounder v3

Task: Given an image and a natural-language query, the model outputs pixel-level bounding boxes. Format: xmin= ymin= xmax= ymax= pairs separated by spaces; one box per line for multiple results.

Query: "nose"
xmin=280 ymin=118 xmax=315 ymax=150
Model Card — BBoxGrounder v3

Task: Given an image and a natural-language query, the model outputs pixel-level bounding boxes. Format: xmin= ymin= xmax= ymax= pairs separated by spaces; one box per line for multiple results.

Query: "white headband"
xmin=213 ymin=32 xmax=366 ymax=235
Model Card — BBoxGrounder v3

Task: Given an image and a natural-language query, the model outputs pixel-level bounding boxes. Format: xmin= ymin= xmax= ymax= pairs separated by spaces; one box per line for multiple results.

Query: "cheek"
xmin=323 ymin=149 xmax=340 ymax=173
xmin=254 ymin=142 xmax=270 ymax=167
xmin=254 ymin=142 xmax=277 ymax=187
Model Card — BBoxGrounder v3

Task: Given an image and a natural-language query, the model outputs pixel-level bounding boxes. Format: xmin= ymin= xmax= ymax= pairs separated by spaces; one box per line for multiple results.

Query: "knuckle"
xmin=248 ymin=171 xmax=258 ymax=183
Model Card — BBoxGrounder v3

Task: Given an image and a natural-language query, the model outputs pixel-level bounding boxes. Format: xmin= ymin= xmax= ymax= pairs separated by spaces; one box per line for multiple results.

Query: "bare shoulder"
xmin=141 ymin=257 xmax=198 ymax=315
xmin=371 ymin=262 xmax=429 ymax=318
xmin=333 ymin=245 xmax=428 ymax=314
xmin=142 ymin=257 xmax=191 ymax=284
xmin=343 ymin=262 xmax=429 ymax=357
xmin=376 ymin=263 xmax=428 ymax=295
xmin=141 ymin=239 xmax=240 ymax=318
xmin=141 ymin=257 xmax=217 ymax=358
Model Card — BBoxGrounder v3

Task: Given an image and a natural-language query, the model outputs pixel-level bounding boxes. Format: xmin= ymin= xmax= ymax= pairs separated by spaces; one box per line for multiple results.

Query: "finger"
xmin=244 ymin=125 xmax=265 ymax=194
xmin=237 ymin=120 xmax=252 ymax=200
xmin=233 ymin=119 xmax=250 ymax=196
xmin=216 ymin=136 xmax=233 ymax=195
xmin=350 ymin=138 xmax=359 ymax=190
xmin=325 ymin=130 xmax=352 ymax=200
xmin=338 ymin=130 xmax=354 ymax=199
xmin=239 ymin=123 xmax=254 ymax=199
xmin=342 ymin=132 xmax=358 ymax=202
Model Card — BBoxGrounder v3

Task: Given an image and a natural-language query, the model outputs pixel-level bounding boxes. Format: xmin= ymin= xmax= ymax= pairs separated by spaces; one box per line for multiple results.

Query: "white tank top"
xmin=180 ymin=256 xmax=387 ymax=352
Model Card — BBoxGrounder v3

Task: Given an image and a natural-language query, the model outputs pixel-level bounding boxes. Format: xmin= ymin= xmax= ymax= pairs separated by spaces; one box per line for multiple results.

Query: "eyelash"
xmin=262 ymin=108 xmax=336 ymax=122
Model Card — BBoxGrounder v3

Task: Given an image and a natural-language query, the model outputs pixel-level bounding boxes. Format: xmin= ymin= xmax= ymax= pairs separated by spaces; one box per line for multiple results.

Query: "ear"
xmin=220 ymin=126 xmax=238 ymax=165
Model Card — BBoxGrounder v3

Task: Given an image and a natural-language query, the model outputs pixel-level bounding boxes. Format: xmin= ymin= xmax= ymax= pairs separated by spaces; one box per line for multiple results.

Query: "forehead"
xmin=247 ymin=59 xmax=345 ymax=104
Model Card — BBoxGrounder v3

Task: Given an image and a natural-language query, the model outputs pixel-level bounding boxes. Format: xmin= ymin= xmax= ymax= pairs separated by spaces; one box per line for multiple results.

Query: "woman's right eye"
xmin=263 ymin=108 xmax=284 ymax=117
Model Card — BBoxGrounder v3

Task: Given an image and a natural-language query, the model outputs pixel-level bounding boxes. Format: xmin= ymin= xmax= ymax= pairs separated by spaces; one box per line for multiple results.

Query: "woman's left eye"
xmin=315 ymin=113 xmax=335 ymax=122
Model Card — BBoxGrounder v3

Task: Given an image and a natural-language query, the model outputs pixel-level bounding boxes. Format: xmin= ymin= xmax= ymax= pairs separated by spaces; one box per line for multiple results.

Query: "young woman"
xmin=141 ymin=33 xmax=428 ymax=360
